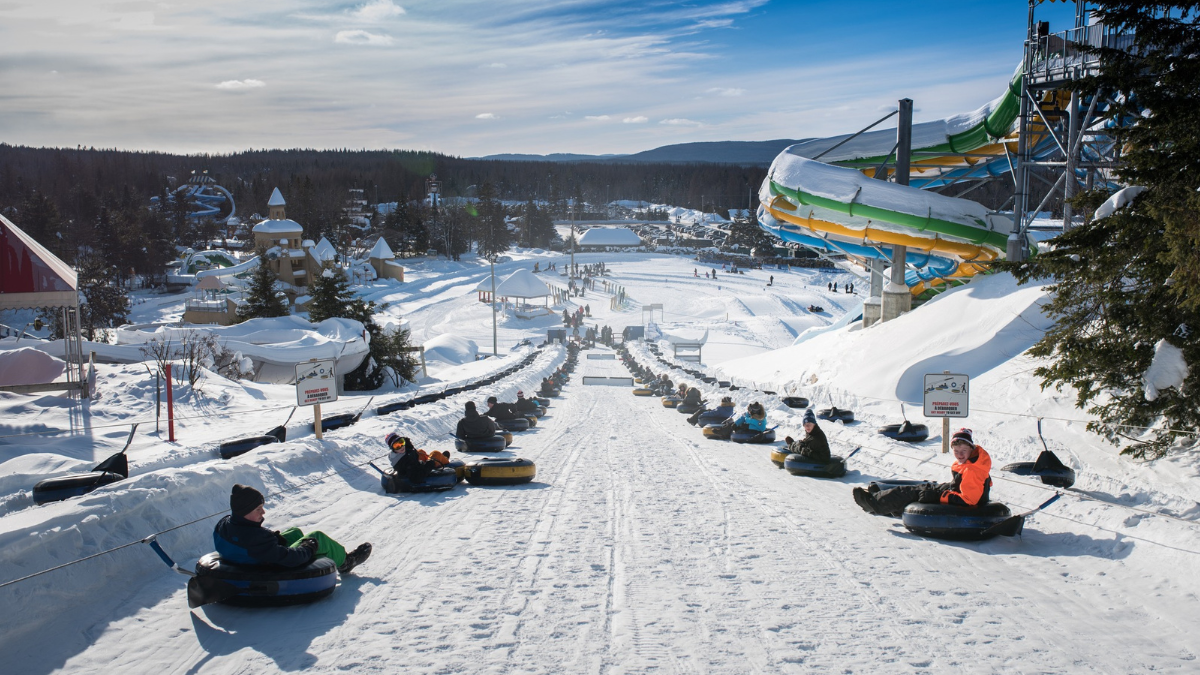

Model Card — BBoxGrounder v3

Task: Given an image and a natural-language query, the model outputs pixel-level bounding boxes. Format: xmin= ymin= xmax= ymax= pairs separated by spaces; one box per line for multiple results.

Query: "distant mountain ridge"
xmin=476 ymin=139 xmax=806 ymax=167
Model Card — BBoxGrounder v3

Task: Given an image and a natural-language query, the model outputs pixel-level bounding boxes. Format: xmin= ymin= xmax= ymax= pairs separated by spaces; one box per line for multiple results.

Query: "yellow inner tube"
xmin=770 ymin=448 xmax=789 ymax=466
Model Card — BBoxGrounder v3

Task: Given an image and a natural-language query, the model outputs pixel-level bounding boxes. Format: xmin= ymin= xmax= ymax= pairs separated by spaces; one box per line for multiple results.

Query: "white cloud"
xmin=215 ymin=79 xmax=265 ymax=91
xmin=334 ymin=30 xmax=393 ymax=46
xmin=483 ymin=63 xmax=507 ymax=69
xmin=707 ymin=87 xmax=744 ymax=97
xmin=659 ymin=118 xmax=702 ymax=126
xmin=623 ymin=116 xmax=648 ymax=124
xmin=353 ymin=0 xmax=405 ymax=22
xmin=476 ymin=113 xmax=498 ymax=120
xmin=584 ymin=115 xmax=610 ymax=121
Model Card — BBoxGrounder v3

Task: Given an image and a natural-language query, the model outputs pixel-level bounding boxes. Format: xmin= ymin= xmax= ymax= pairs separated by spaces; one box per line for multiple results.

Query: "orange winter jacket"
xmin=941 ymin=445 xmax=992 ymax=507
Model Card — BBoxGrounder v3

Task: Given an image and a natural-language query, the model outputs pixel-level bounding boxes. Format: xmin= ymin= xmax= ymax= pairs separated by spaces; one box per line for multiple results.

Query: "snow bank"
xmin=423 ymin=334 xmax=478 ymax=368
xmin=0 ymin=348 xmax=65 ymax=386
xmin=1143 ymin=339 xmax=1189 ymax=401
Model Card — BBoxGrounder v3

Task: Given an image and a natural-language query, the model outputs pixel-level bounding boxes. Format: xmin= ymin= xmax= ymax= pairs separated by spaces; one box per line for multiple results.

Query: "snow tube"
xmin=412 ymin=393 xmax=442 ymax=405
xmin=32 ymin=471 xmax=125 ymax=505
xmin=194 ymin=552 xmax=338 ymax=607
xmin=497 ymin=417 xmax=531 ymax=432
xmin=781 ymin=396 xmax=810 ymax=409
xmin=632 ymin=388 xmax=655 ymax=396
xmin=529 ymin=407 xmax=546 ymax=418
xmin=676 ymin=401 xmax=702 ymax=414
xmin=702 ymin=424 xmax=729 ymax=440
xmin=454 ymin=436 xmax=507 ymax=453
xmin=219 ymin=435 xmax=279 ymax=460
xmin=770 ymin=448 xmax=789 ymax=468
xmin=877 ymin=422 xmax=929 ymax=443
xmin=502 ymin=431 xmax=514 ymax=447
xmin=718 ymin=381 xmax=732 ymax=388
xmin=816 ymin=407 xmax=855 ymax=423
xmin=321 ymin=412 xmax=361 ymax=432
xmin=661 ymin=396 xmax=681 ymax=408
xmin=697 ymin=409 xmax=733 ymax=426
xmin=381 ymin=467 xmax=459 ymax=493
xmin=464 ymin=457 xmax=537 ymax=486
xmin=534 ymin=397 xmax=551 ymax=407
xmin=731 ymin=429 xmax=776 ymax=444
xmin=784 ymin=454 xmax=847 ymax=478
xmin=540 ymin=388 xmax=560 ymax=398
xmin=1001 ymin=462 xmax=1076 ymax=489
xmin=524 ymin=415 xmax=538 ymax=427
xmin=634 ymin=377 xmax=645 ymax=384
xmin=701 ymin=376 xmax=717 ymax=384
xmin=901 ymin=502 xmax=1013 ymax=541
xmin=377 ymin=400 xmax=413 ymax=414
xmin=447 ymin=459 xmax=467 ymax=482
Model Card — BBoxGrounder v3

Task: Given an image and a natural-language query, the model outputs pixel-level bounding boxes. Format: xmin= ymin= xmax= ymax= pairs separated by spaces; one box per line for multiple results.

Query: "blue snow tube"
xmin=497 ymin=417 xmax=530 ymax=432
xmin=697 ymin=409 xmax=733 ymax=426
xmin=381 ymin=467 xmax=459 ymax=494
xmin=676 ymin=401 xmax=702 ymax=414
xmin=454 ymin=436 xmax=507 ymax=453
xmin=877 ymin=422 xmax=929 ymax=443
xmin=784 ymin=454 xmax=847 ymax=478
xmin=901 ymin=502 xmax=1013 ymax=541
xmin=32 ymin=471 xmax=125 ymax=505
xmin=731 ymin=428 xmax=776 ymax=444
xmin=194 ymin=552 xmax=338 ymax=607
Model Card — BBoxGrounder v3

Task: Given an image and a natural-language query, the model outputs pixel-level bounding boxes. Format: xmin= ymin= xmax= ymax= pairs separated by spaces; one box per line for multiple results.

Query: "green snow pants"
xmin=281 ymin=527 xmax=347 ymax=567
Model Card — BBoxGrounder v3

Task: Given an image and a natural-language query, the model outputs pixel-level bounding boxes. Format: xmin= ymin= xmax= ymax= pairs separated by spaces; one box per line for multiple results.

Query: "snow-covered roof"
xmin=494 ymin=269 xmax=550 ymax=298
xmin=312 ymin=237 xmax=337 ymax=262
xmin=0 ymin=213 xmax=78 ymax=310
xmin=252 ymin=218 xmax=303 ymax=234
xmin=577 ymin=227 xmax=642 ymax=247
xmin=267 ymin=188 xmax=286 ymax=207
xmin=368 ymin=237 xmax=395 ymax=259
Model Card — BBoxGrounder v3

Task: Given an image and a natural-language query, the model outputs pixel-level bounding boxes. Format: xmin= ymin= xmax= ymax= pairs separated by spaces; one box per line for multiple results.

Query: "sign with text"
xmin=296 ymin=359 xmax=338 ymax=406
xmin=923 ymin=373 xmax=969 ymax=418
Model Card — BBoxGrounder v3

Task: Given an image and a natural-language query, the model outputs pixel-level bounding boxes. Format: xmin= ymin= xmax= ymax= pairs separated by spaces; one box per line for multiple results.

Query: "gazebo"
xmin=494 ymin=269 xmax=551 ymax=317
xmin=0 ymin=214 xmax=87 ymax=395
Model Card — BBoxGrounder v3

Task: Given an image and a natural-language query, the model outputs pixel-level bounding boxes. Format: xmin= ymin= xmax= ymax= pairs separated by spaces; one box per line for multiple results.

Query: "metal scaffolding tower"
xmin=1007 ymin=0 xmax=1137 ymax=261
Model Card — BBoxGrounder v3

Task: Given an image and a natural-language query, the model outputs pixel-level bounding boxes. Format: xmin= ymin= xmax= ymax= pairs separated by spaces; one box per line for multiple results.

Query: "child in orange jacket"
xmin=853 ymin=428 xmax=992 ymax=516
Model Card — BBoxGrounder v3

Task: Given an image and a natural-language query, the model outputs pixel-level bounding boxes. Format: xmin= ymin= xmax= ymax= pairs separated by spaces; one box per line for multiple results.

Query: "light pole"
xmin=490 ymin=218 xmax=498 ymax=357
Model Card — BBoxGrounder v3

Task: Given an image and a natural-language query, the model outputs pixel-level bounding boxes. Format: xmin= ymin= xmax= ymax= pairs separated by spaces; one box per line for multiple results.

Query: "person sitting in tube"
xmin=214 ymin=484 xmax=371 ymax=575
xmin=852 ymin=428 xmax=992 ymax=517
xmin=784 ymin=409 xmax=830 ymax=463
xmin=711 ymin=401 xmax=767 ymax=439
xmin=456 ymin=401 xmax=498 ymax=439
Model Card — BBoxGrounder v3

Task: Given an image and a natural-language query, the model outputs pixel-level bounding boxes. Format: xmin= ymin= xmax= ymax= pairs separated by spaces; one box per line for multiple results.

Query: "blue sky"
xmin=0 ymin=1 xmax=1082 ymax=156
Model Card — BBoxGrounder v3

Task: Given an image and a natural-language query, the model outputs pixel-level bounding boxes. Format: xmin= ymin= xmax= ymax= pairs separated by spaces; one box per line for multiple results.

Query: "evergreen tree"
xmin=76 ymin=251 xmax=128 ymax=341
xmin=236 ymin=247 xmax=289 ymax=321
xmin=306 ymin=262 xmax=417 ymax=390
xmin=1004 ymin=3 xmax=1200 ymax=458
xmin=474 ymin=182 xmax=512 ymax=259
xmin=524 ymin=199 xmax=557 ymax=248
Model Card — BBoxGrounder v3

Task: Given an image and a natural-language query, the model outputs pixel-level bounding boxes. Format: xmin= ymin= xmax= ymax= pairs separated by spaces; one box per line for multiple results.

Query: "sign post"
xmin=923 ymin=371 xmax=969 ymax=453
xmin=296 ymin=359 xmax=338 ymax=440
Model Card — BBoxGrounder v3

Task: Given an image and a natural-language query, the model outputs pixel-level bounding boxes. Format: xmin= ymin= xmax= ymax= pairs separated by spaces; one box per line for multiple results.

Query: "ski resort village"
xmin=1 ymin=1 xmax=1199 ymax=673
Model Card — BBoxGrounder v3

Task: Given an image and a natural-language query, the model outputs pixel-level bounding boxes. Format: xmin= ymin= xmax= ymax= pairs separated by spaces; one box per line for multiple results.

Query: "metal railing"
xmin=1027 ymin=25 xmax=1137 ymax=85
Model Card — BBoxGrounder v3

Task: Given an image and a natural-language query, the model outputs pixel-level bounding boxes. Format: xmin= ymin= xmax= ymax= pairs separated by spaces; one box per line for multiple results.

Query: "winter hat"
xmin=517 ymin=391 xmax=525 ymax=398
xmin=487 ymin=396 xmax=498 ymax=405
xmin=802 ymin=409 xmax=817 ymax=425
xmin=951 ymin=428 xmax=974 ymax=448
xmin=385 ymin=432 xmax=402 ymax=449
xmin=230 ymin=484 xmax=264 ymax=518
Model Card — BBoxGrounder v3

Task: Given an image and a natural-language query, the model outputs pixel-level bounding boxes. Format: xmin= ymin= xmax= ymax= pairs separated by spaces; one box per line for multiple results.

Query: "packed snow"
xmin=1 ymin=249 xmax=1198 ymax=673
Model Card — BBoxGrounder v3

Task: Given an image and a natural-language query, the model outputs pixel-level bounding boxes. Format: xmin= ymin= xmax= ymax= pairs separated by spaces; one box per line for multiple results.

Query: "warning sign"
xmin=296 ymin=359 xmax=338 ymax=406
xmin=923 ymin=373 xmax=969 ymax=418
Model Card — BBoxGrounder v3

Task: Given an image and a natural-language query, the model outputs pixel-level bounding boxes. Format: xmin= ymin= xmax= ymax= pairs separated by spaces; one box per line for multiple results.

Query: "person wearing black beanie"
xmin=213 ymin=483 xmax=372 ymax=575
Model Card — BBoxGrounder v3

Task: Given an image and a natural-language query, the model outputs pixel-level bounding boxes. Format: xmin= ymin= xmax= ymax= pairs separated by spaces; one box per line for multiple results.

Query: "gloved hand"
xmin=784 ymin=436 xmax=794 ymax=446
xmin=298 ymin=537 xmax=319 ymax=553
xmin=274 ymin=530 xmax=288 ymax=546
xmin=918 ymin=488 xmax=942 ymax=504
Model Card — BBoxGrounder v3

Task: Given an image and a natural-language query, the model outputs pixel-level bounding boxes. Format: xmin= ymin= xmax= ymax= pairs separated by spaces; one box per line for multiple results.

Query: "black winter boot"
xmin=852 ymin=488 xmax=878 ymax=515
xmin=338 ymin=543 xmax=373 ymax=575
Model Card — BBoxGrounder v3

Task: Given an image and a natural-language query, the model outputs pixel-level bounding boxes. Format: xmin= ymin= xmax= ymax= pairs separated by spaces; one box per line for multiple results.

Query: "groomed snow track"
xmin=1 ymin=346 xmax=1195 ymax=673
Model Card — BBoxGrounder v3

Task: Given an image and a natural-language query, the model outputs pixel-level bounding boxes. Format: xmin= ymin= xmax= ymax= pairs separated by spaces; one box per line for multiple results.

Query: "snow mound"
xmin=0 ymin=348 xmax=65 ymax=386
xmin=1143 ymin=339 xmax=1188 ymax=401
xmin=423 ymin=334 xmax=478 ymax=367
